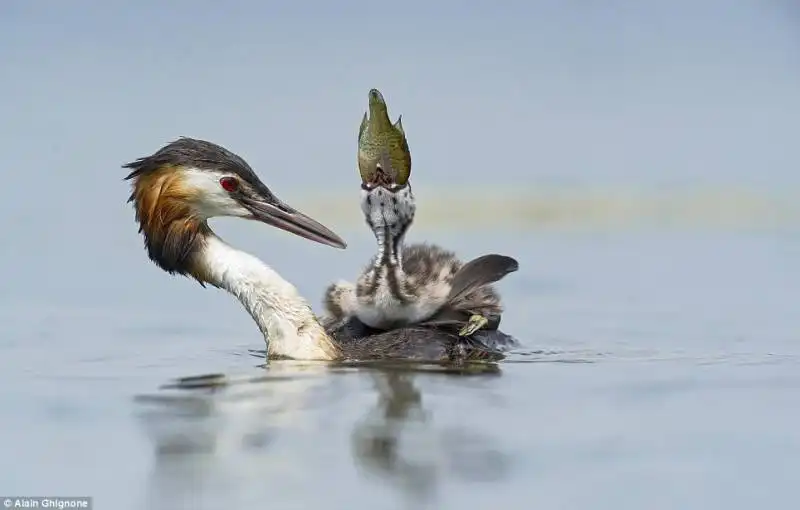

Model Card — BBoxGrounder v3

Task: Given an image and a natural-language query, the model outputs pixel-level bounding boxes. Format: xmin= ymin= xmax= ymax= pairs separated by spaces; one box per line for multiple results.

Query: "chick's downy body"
xmin=324 ymin=88 xmax=518 ymax=345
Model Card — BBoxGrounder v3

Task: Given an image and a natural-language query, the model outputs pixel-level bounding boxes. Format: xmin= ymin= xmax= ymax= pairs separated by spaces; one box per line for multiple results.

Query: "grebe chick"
xmin=323 ymin=175 xmax=517 ymax=337
xmin=323 ymin=88 xmax=518 ymax=342
xmin=124 ymin=137 xmax=507 ymax=362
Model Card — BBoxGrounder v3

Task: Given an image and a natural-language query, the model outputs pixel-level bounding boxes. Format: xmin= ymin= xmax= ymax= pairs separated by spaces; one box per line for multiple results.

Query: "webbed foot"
xmin=458 ymin=314 xmax=489 ymax=337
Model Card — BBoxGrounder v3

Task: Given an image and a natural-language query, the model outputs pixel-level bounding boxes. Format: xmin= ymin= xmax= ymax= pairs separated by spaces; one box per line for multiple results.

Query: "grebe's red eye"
xmin=219 ymin=176 xmax=239 ymax=192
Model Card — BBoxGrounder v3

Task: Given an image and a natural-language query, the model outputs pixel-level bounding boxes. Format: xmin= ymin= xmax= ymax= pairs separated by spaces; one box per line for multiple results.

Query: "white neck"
xmin=372 ymin=226 xmax=406 ymax=269
xmin=196 ymin=235 xmax=340 ymax=361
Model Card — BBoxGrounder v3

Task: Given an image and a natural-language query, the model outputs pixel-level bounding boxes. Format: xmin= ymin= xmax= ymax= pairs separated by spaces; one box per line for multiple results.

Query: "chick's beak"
xmin=239 ymin=194 xmax=347 ymax=249
xmin=360 ymin=167 xmax=394 ymax=190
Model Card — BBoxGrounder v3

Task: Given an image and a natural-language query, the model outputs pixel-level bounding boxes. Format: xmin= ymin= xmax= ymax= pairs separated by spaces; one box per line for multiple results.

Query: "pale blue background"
xmin=1 ymin=2 xmax=798 ymax=509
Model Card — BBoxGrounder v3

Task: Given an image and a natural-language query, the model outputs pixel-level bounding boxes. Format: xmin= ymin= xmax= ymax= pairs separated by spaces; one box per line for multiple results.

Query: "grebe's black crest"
xmin=124 ymin=137 xmax=263 ymax=187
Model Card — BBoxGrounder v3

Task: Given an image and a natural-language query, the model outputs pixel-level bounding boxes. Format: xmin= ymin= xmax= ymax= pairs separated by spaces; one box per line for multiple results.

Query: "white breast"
xmin=355 ymin=275 xmax=451 ymax=329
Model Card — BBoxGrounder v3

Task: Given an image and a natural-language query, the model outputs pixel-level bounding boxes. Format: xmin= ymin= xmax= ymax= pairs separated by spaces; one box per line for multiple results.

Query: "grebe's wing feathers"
xmin=327 ymin=316 xmax=505 ymax=362
xmin=446 ymin=254 xmax=519 ymax=304
xmin=415 ymin=254 xmax=517 ymax=333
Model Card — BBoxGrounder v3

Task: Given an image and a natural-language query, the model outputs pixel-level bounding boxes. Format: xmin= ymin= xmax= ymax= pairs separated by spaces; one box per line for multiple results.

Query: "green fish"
xmin=357 ymin=89 xmax=411 ymax=186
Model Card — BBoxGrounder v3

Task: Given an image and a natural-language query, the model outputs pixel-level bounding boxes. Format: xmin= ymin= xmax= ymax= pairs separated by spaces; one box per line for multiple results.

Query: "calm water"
xmin=1 ymin=227 xmax=798 ymax=510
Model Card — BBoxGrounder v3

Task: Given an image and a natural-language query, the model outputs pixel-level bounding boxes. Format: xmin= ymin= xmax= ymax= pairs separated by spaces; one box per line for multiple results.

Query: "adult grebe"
xmin=124 ymin=137 xmax=509 ymax=362
xmin=323 ymin=89 xmax=520 ymax=348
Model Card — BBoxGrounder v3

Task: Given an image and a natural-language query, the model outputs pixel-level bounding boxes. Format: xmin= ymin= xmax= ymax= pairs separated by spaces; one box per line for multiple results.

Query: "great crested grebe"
xmin=124 ymin=137 xmax=510 ymax=362
xmin=322 ymin=89 xmax=520 ymax=348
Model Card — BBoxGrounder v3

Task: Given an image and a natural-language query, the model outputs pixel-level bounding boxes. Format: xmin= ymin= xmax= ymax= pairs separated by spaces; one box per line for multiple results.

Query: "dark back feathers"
xmin=447 ymin=254 xmax=519 ymax=303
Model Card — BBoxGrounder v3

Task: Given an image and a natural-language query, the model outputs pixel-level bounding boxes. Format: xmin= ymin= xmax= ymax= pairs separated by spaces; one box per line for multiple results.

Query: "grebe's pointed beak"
xmin=239 ymin=194 xmax=347 ymax=249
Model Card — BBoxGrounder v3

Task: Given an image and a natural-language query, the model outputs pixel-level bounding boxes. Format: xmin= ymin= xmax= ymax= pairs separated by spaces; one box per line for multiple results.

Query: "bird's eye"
xmin=219 ymin=176 xmax=239 ymax=192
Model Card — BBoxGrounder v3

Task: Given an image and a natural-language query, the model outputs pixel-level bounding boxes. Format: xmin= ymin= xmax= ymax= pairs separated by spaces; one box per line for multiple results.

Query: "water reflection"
xmin=135 ymin=362 xmax=334 ymax=509
xmin=134 ymin=360 xmax=511 ymax=509
xmin=350 ymin=364 xmax=510 ymax=505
